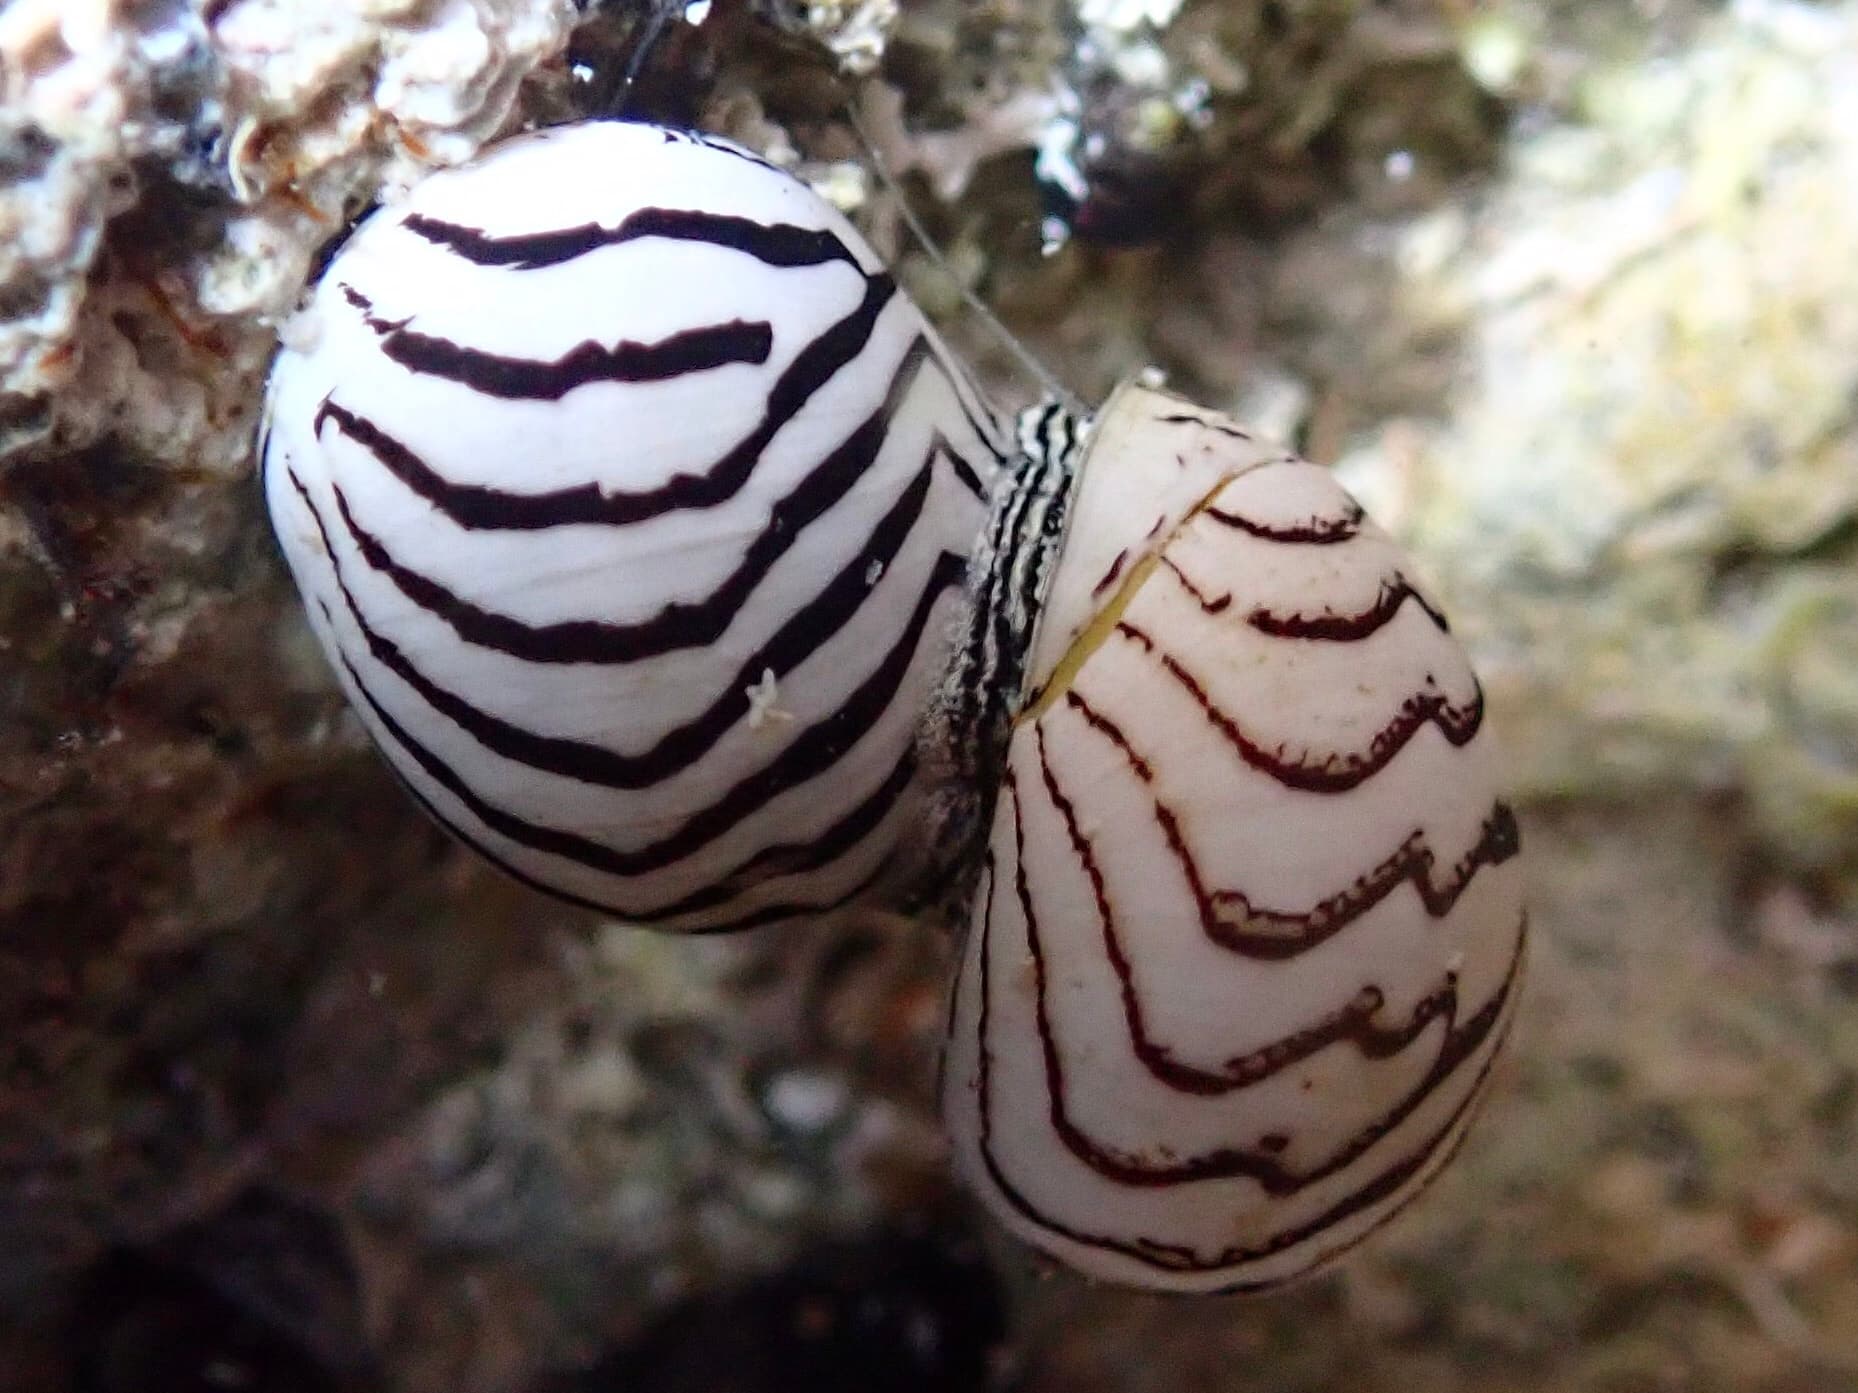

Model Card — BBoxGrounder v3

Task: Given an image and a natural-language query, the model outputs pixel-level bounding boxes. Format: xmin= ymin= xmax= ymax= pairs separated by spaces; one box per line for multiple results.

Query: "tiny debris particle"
xmin=745 ymin=668 xmax=793 ymax=729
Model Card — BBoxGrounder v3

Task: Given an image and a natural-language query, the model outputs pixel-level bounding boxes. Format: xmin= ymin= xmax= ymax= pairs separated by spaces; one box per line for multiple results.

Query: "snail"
xmin=260 ymin=117 xmax=1524 ymax=1293
xmin=261 ymin=120 xmax=1009 ymax=933
xmin=939 ymin=381 xmax=1527 ymax=1293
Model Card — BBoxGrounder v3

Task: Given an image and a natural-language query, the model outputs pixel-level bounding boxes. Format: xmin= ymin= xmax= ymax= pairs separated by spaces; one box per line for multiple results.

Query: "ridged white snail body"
xmin=261 ymin=120 xmax=1008 ymax=932
xmin=940 ymin=383 xmax=1527 ymax=1293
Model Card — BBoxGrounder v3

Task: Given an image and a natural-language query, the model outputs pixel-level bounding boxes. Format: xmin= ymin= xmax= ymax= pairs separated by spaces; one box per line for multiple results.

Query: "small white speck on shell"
xmin=744 ymin=669 xmax=794 ymax=730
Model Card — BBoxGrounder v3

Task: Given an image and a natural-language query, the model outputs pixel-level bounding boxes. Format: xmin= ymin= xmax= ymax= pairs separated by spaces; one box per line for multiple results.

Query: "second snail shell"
xmin=941 ymin=383 xmax=1527 ymax=1293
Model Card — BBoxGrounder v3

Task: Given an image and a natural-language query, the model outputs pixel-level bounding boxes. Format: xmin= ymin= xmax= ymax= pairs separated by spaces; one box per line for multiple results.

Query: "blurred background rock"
xmin=2 ymin=0 xmax=1854 ymax=1388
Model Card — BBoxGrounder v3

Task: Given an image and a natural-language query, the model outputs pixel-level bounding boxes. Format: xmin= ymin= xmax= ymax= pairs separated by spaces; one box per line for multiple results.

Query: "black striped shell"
xmin=261 ymin=121 xmax=1008 ymax=932
xmin=259 ymin=115 xmax=1525 ymax=1294
xmin=941 ymin=382 xmax=1527 ymax=1293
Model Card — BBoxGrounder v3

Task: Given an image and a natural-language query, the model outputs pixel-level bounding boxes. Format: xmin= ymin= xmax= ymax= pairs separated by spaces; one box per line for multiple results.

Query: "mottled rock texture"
xmin=4 ymin=1 xmax=1855 ymax=1390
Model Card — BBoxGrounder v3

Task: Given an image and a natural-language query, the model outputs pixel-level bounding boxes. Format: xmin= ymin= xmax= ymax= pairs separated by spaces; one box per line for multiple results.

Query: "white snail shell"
xmin=941 ymin=382 xmax=1527 ymax=1294
xmin=261 ymin=120 xmax=1008 ymax=932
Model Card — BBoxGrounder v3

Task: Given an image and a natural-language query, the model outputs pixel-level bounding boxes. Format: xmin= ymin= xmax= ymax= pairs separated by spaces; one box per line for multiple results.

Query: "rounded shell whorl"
xmin=941 ymin=383 xmax=1527 ymax=1293
xmin=261 ymin=120 xmax=1010 ymax=932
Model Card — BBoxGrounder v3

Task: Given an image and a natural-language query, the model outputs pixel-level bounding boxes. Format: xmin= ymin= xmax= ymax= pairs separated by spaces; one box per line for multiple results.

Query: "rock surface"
xmin=3 ymin=1 xmax=1854 ymax=1389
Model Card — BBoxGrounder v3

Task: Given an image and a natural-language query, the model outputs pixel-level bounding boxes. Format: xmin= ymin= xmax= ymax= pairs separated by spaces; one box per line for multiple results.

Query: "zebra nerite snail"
xmin=944 ymin=384 xmax=1525 ymax=1292
xmin=262 ymin=121 xmax=1008 ymax=933
xmin=261 ymin=119 xmax=1525 ymax=1293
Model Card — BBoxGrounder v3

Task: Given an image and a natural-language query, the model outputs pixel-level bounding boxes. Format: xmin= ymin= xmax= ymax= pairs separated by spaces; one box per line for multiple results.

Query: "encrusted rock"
xmin=0 ymin=0 xmax=576 ymax=470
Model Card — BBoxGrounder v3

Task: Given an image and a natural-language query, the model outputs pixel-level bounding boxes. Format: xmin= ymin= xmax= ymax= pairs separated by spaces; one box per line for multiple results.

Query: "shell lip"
xmin=1013 ymin=376 xmax=1269 ymax=721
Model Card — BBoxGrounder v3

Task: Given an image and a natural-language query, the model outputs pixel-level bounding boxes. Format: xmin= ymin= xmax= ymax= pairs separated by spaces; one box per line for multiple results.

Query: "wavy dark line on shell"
xmin=1157 ymin=410 xmax=1254 ymax=443
xmin=344 ymin=282 xmax=772 ymax=400
xmin=1005 ymin=764 xmax=1522 ymax=1190
xmin=331 ymin=631 xmax=920 ymax=923
xmin=1062 ymin=687 xmax=1517 ymax=960
xmin=292 ymin=450 xmax=949 ymax=798
xmin=1202 ymin=498 xmax=1363 ymax=545
xmin=321 ymin=534 xmax=964 ymax=883
xmin=355 ymin=213 xmax=1000 ymax=500
xmin=660 ymin=747 xmax=921 ymax=923
xmin=1159 ymin=556 xmax=1451 ymax=639
xmin=939 ymin=427 xmax=988 ymax=498
xmin=1033 ymin=722 xmax=1476 ymax=1093
xmin=964 ymin=799 xmax=1527 ymax=1278
xmin=929 ymin=345 xmax=1009 ymax=489
xmin=654 ymin=125 xmax=788 ymax=175
xmin=1116 ymin=621 xmax=1484 ymax=792
xmin=322 ymin=270 xmax=897 ymax=528
xmin=1209 ymin=805 xmax=1521 ymax=957
xmin=1247 ymin=572 xmax=1451 ymax=639
xmin=322 ymin=342 xmax=956 ymax=669
xmin=983 ymin=1058 xmax=1498 ymax=1287
xmin=1158 ymin=556 xmax=1229 ymax=614
xmin=402 ymin=206 xmax=864 ymax=272
xmin=374 ymin=722 xmax=897 ymax=932
xmin=314 ymin=339 xmax=989 ymax=547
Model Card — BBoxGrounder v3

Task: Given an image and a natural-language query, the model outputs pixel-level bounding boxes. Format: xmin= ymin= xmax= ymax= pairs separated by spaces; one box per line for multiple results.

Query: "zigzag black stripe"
xmin=402 ymin=205 xmax=866 ymax=272
xmin=624 ymin=747 xmax=921 ymax=925
xmin=327 ymin=340 xmax=939 ymax=665
xmin=326 ymin=270 xmax=898 ymax=528
xmin=333 ymin=550 xmax=965 ymax=880
xmin=317 ymin=337 xmax=989 ymax=531
xmin=363 ymin=306 xmax=773 ymax=400
xmin=288 ymin=447 xmax=944 ymax=789
xmin=374 ymin=724 xmax=901 ymax=932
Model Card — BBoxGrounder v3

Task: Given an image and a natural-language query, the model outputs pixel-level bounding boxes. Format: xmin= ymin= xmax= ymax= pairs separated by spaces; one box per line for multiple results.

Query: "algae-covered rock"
xmin=3 ymin=1 xmax=1856 ymax=1389
xmin=1331 ymin=1 xmax=1858 ymax=886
